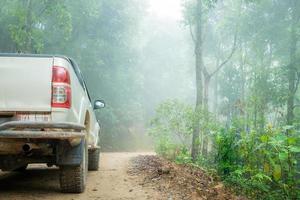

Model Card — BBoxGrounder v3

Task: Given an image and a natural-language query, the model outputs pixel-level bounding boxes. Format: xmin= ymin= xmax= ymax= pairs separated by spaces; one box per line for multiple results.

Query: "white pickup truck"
xmin=0 ymin=54 xmax=104 ymax=193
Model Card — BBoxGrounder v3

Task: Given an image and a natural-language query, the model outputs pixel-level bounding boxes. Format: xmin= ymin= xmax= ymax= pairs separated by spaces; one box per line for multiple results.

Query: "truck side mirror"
xmin=94 ymin=100 xmax=105 ymax=109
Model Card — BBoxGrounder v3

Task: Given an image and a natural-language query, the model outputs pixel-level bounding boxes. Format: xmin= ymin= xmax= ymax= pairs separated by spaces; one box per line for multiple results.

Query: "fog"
xmin=1 ymin=0 xmax=300 ymax=197
xmin=148 ymin=0 xmax=182 ymax=20
xmin=0 ymin=0 xmax=299 ymax=184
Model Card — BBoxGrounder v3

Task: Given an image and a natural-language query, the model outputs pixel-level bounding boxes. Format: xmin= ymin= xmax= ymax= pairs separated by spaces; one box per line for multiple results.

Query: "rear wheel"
xmin=88 ymin=148 xmax=100 ymax=171
xmin=59 ymin=139 xmax=88 ymax=193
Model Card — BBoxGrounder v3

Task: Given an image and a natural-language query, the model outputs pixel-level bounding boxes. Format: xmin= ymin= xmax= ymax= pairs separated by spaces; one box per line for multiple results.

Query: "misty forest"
xmin=0 ymin=0 xmax=300 ymax=199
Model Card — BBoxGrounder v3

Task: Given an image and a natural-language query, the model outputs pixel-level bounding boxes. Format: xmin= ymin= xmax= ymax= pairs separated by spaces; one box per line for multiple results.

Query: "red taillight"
xmin=52 ymin=66 xmax=70 ymax=84
xmin=51 ymin=66 xmax=71 ymax=109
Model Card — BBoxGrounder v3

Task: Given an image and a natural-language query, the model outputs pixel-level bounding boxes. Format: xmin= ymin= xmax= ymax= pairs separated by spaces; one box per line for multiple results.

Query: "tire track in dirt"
xmin=0 ymin=152 xmax=156 ymax=200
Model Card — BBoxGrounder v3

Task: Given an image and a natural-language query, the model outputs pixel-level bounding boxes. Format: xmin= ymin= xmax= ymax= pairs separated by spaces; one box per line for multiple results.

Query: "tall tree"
xmin=287 ymin=0 xmax=300 ymax=125
xmin=185 ymin=0 xmax=239 ymax=159
xmin=191 ymin=0 xmax=204 ymax=161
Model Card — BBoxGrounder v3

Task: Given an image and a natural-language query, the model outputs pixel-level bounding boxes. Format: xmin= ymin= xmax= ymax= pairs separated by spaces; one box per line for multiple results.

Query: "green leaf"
xmin=263 ymin=163 xmax=270 ymax=173
xmin=273 ymin=165 xmax=282 ymax=181
xmin=278 ymin=152 xmax=288 ymax=161
xmin=287 ymin=137 xmax=297 ymax=145
xmin=260 ymin=135 xmax=269 ymax=143
xmin=289 ymin=146 xmax=300 ymax=153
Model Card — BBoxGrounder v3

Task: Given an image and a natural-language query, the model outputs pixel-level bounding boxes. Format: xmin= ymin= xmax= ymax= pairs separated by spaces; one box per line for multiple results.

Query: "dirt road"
xmin=0 ymin=152 xmax=156 ymax=200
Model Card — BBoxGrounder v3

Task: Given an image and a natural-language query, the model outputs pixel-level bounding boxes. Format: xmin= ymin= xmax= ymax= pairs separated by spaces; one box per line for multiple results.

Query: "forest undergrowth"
xmin=149 ymin=100 xmax=300 ymax=200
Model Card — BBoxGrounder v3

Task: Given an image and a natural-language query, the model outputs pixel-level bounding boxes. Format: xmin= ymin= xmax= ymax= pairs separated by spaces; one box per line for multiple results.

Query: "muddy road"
xmin=0 ymin=152 xmax=156 ymax=200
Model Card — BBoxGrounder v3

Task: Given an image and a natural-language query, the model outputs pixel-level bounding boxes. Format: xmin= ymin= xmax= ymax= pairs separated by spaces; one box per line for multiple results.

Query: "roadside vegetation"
xmin=150 ymin=101 xmax=300 ymax=199
xmin=149 ymin=1 xmax=300 ymax=199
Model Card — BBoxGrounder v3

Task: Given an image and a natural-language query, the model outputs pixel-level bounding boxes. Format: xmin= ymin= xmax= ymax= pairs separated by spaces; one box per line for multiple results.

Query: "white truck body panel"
xmin=0 ymin=57 xmax=53 ymax=112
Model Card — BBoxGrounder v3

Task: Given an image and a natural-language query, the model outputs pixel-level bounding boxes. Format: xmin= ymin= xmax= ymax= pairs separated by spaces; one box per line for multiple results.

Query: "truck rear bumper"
xmin=0 ymin=121 xmax=86 ymax=170
xmin=0 ymin=121 xmax=85 ymax=139
xmin=0 ymin=130 xmax=85 ymax=139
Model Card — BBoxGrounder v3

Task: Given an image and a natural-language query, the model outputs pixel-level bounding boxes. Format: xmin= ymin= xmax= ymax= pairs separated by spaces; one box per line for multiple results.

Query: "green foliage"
xmin=151 ymin=99 xmax=300 ymax=199
xmin=149 ymin=100 xmax=220 ymax=159
xmin=148 ymin=100 xmax=194 ymax=158
xmin=215 ymin=128 xmax=239 ymax=175
xmin=175 ymin=147 xmax=193 ymax=164
xmin=158 ymin=0 xmax=300 ymax=199
xmin=215 ymin=124 xmax=300 ymax=199
xmin=0 ymin=0 xmax=72 ymax=53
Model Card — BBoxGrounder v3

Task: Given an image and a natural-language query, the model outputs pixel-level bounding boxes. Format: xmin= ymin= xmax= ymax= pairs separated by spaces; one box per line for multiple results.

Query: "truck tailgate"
xmin=0 ymin=56 xmax=53 ymax=112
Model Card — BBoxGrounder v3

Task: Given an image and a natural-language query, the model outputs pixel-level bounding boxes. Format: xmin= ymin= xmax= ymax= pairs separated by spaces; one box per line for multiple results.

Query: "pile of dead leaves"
xmin=128 ymin=155 xmax=247 ymax=200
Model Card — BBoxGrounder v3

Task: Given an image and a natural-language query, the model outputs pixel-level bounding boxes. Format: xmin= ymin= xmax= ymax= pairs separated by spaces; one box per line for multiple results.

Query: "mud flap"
xmin=56 ymin=139 xmax=84 ymax=166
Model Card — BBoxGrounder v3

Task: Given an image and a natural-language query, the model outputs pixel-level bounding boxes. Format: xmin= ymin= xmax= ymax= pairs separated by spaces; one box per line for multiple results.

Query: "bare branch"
xmin=202 ymin=64 xmax=210 ymax=78
xmin=293 ymin=104 xmax=300 ymax=109
xmin=189 ymin=23 xmax=196 ymax=44
xmin=210 ymin=30 xmax=238 ymax=78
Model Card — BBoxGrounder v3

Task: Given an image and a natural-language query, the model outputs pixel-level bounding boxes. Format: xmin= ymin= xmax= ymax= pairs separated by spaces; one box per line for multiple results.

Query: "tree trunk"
xmin=213 ymin=74 xmax=219 ymax=115
xmin=191 ymin=0 xmax=203 ymax=161
xmin=240 ymin=44 xmax=247 ymax=131
xmin=203 ymin=76 xmax=210 ymax=111
xmin=201 ymin=75 xmax=210 ymax=157
xmin=287 ymin=0 xmax=298 ymax=125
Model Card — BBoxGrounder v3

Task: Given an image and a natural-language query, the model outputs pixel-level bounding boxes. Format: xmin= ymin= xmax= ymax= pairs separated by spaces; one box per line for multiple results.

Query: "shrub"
xmin=148 ymin=100 xmax=194 ymax=159
xmin=216 ymin=125 xmax=300 ymax=199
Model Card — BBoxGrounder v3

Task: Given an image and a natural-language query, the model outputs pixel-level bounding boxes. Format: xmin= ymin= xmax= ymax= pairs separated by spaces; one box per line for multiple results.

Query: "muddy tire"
xmin=88 ymin=148 xmax=100 ymax=171
xmin=59 ymin=140 xmax=88 ymax=193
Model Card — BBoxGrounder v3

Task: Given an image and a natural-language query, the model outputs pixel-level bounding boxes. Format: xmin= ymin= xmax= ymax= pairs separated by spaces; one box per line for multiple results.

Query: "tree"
xmin=0 ymin=0 xmax=71 ymax=53
xmin=184 ymin=0 xmax=238 ymax=159
xmin=286 ymin=0 xmax=300 ymax=125
xmin=191 ymin=0 xmax=204 ymax=161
